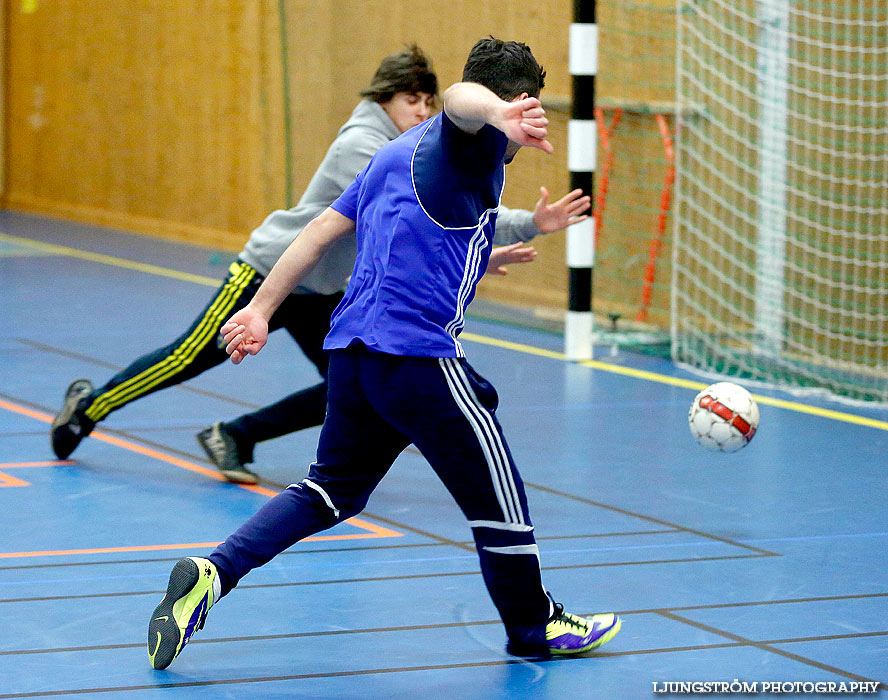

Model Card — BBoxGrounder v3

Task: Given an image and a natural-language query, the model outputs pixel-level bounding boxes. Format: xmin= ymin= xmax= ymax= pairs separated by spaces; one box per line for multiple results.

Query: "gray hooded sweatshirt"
xmin=240 ymin=100 xmax=542 ymax=296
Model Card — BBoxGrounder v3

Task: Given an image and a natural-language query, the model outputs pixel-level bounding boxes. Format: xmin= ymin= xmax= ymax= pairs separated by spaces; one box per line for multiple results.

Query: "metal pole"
xmin=754 ymin=0 xmax=789 ymax=359
xmin=565 ymin=0 xmax=598 ymax=360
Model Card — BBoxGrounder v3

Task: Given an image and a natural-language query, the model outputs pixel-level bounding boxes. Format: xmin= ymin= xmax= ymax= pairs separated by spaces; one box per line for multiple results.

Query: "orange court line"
xmin=0 ymin=398 xmax=52 ymax=423
xmin=0 ymin=460 xmax=76 ymax=468
xmin=0 ymin=398 xmax=403 ymax=556
xmin=0 ymin=525 xmax=402 ymax=559
xmin=0 ymin=459 xmax=74 ymax=488
xmin=0 ymin=473 xmax=30 ymax=488
xmin=0 ymin=542 xmax=224 ymax=559
xmin=0 ymin=398 xmax=258 ymax=486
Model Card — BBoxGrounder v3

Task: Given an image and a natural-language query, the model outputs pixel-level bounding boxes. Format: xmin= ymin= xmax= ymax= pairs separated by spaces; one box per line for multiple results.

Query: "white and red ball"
xmin=688 ymin=382 xmax=759 ymax=452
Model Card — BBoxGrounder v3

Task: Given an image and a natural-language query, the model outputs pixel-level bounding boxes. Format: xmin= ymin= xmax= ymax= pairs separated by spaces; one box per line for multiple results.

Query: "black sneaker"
xmin=50 ymin=379 xmax=96 ymax=459
xmin=195 ymin=422 xmax=259 ymax=484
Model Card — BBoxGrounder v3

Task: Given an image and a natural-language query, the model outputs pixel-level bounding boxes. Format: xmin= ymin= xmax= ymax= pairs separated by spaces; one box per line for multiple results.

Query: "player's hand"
xmin=500 ymin=97 xmax=553 ymax=154
xmin=532 ymin=187 xmax=591 ymax=233
xmin=221 ymin=306 xmax=268 ymax=364
xmin=486 ymin=242 xmax=537 ymax=276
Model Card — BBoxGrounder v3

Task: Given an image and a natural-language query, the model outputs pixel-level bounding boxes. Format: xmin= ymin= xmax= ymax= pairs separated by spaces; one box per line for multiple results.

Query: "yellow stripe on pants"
xmin=85 ymin=263 xmax=256 ymax=421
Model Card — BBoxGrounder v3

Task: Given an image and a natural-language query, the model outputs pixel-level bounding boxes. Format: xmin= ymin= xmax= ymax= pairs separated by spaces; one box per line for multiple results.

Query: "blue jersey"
xmin=325 ymin=111 xmax=508 ymax=357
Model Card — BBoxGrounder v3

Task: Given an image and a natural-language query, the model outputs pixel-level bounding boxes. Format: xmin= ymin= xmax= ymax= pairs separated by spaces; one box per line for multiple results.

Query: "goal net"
xmin=672 ymin=0 xmax=888 ymax=403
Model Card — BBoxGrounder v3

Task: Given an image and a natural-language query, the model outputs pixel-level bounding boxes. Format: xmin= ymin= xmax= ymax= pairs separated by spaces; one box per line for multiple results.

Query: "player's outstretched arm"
xmin=532 ymin=186 xmax=591 ymax=233
xmin=442 ymin=82 xmax=553 ymax=154
xmin=496 ymin=186 xmax=593 ymax=245
xmin=223 ymin=207 xmax=355 ymax=364
xmin=486 ymin=242 xmax=537 ymax=276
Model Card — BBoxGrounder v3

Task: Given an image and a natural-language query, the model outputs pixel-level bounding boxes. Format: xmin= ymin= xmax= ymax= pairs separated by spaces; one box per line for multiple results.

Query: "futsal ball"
xmin=688 ymin=382 xmax=759 ymax=452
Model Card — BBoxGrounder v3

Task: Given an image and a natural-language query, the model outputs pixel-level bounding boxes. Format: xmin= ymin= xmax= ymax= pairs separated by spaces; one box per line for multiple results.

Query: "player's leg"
xmin=362 ymin=354 xmax=549 ymax=647
xmin=367 ymin=355 xmax=621 ymax=656
xmin=208 ymin=347 xmax=407 ymax=591
xmin=150 ymin=349 xmax=407 ymax=668
xmin=196 ymin=291 xmax=343 ymax=482
xmin=52 ymin=262 xmax=259 ymax=459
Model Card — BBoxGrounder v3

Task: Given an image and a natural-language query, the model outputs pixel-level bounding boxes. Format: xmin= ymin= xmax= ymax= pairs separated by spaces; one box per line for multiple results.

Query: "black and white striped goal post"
xmin=565 ymin=0 xmax=598 ymax=360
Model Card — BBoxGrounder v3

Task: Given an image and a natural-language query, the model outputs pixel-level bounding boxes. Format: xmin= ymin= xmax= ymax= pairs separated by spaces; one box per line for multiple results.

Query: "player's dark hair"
xmin=461 ymin=37 xmax=546 ymax=100
xmin=360 ymin=44 xmax=439 ymax=104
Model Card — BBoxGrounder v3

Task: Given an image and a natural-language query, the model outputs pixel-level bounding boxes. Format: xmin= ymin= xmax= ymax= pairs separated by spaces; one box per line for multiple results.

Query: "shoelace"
xmin=550 ymin=603 xmax=588 ymax=632
xmin=205 ymin=433 xmax=226 ymax=452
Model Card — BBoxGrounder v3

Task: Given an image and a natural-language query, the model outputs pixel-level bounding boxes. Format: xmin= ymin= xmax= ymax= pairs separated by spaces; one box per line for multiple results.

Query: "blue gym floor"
xmin=1 ymin=210 xmax=886 ymax=699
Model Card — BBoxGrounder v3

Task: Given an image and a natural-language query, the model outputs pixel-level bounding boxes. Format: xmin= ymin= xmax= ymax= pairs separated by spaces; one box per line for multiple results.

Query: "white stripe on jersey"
xmin=445 ymin=216 xmax=490 ymax=356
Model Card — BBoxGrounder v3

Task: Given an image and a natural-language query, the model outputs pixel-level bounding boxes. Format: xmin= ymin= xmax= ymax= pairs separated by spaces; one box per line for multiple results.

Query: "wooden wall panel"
xmin=5 ymin=0 xmax=276 ymax=248
xmin=3 ymin=0 xmax=620 ymax=316
xmin=283 ymin=0 xmax=576 ymax=311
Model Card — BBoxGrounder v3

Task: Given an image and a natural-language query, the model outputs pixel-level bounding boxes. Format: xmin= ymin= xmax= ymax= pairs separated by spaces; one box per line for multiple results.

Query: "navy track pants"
xmin=209 ymin=346 xmax=552 ymax=646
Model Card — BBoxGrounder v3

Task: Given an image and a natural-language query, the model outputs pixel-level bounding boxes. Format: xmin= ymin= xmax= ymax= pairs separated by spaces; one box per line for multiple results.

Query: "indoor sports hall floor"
xmin=1 ymin=211 xmax=886 ymax=699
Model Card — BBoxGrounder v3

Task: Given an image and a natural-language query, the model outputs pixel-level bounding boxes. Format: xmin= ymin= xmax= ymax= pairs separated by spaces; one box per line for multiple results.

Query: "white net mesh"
xmin=672 ymin=0 xmax=888 ymax=403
